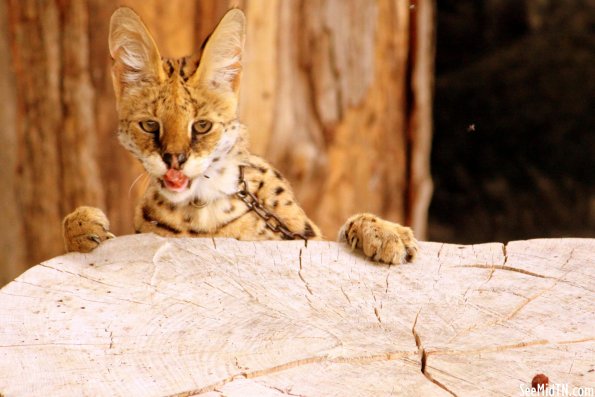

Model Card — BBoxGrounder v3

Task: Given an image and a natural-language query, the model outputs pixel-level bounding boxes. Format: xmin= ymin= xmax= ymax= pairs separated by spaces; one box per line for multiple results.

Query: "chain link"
xmin=236 ymin=166 xmax=307 ymax=241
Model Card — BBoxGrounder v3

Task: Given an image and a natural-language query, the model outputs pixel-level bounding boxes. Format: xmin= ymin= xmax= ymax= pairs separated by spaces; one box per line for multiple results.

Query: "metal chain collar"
xmin=235 ymin=165 xmax=307 ymax=241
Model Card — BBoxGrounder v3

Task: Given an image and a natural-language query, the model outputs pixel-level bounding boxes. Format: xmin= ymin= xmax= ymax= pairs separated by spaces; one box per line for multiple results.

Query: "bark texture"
xmin=241 ymin=0 xmax=434 ymax=238
xmin=0 ymin=0 xmax=434 ymax=284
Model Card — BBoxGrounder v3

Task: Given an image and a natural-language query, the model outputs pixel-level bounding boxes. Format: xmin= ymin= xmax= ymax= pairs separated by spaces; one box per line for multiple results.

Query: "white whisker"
xmin=128 ymin=172 xmax=149 ymax=197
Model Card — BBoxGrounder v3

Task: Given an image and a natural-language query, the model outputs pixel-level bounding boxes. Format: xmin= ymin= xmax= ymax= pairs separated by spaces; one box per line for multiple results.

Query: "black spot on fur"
xmin=163 ymin=59 xmax=175 ymax=76
xmin=275 ymin=187 xmax=285 ymax=195
xmin=285 ymin=200 xmax=293 ymax=206
xmin=304 ymin=222 xmax=316 ymax=238
xmin=257 ymin=181 xmax=265 ymax=191
xmin=179 ymin=57 xmax=187 ymax=78
xmin=274 ymin=170 xmax=283 ymax=179
xmin=213 ymin=157 xmax=220 ymax=162
xmin=142 ymin=206 xmax=153 ymax=222
xmin=224 ymin=205 xmax=235 ymax=214
xmin=159 ymin=222 xmax=182 ymax=234
xmin=183 ymin=215 xmax=192 ymax=223
xmin=272 ymin=200 xmax=279 ymax=208
xmin=168 ymin=203 xmax=176 ymax=211
xmin=258 ymin=166 xmax=267 ymax=174
xmin=142 ymin=206 xmax=181 ymax=234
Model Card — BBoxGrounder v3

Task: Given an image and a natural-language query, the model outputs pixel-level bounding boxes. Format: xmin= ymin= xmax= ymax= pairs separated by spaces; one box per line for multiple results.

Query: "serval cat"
xmin=63 ymin=7 xmax=418 ymax=265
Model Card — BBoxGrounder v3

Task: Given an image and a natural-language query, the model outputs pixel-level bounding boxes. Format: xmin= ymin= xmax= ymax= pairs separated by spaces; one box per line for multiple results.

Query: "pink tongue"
xmin=163 ymin=169 xmax=189 ymax=191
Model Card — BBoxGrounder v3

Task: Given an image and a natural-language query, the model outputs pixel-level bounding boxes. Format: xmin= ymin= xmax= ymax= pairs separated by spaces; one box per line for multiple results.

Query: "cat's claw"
xmin=88 ymin=234 xmax=102 ymax=245
xmin=63 ymin=206 xmax=115 ymax=253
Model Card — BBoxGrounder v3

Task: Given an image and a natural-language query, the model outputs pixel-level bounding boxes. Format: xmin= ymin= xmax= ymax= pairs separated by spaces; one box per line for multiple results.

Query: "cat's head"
xmin=109 ymin=7 xmax=246 ymax=202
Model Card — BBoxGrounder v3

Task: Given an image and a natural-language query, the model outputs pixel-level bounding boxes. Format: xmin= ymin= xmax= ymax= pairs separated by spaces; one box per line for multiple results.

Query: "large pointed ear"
xmin=190 ymin=9 xmax=246 ymax=97
xmin=109 ymin=7 xmax=164 ymax=100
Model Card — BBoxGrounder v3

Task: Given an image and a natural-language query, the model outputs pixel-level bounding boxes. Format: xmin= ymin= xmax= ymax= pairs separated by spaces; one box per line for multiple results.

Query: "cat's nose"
xmin=162 ymin=152 xmax=187 ymax=169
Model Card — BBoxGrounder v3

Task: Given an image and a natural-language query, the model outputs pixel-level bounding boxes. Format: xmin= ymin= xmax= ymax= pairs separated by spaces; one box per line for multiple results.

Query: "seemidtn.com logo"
xmin=520 ymin=384 xmax=594 ymax=396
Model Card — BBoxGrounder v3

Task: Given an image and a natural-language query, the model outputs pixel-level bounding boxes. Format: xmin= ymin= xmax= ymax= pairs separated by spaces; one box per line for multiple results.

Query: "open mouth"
xmin=161 ymin=169 xmax=191 ymax=192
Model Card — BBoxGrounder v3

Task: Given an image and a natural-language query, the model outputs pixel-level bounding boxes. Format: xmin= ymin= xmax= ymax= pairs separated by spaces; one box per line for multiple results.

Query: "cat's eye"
xmin=192 ymin=120 xmax=213 ymax=135
xmin=139 ymin=120 xmax=160 ymax=134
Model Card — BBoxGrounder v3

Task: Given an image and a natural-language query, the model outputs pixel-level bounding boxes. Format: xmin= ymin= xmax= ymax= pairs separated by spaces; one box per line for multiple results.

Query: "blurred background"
xmin=431 ymin=0 xmax=595 ymax=243
xmin=0 ymin=0 xmax=593 ymax=286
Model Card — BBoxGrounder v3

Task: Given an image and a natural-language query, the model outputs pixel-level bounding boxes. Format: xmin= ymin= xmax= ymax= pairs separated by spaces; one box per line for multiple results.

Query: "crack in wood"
xmin=8 ymin=279 xmax=148 ymax=306
xmin=437 ymin=243 xmax=445 ymax=259
xmin=4 ymin=238 xmax=591 ymax=395
xmin=38 ymin=263 xmax=121 ymax=289
xmin=425 ymin=336 xmax=595 ymax=359
xmin=428 ymin=339 xmax=550 ymax=357
xmin=560 ymin=248 xmax=575 ymax=269
xmin=454 ymin=264 xmax=549 ymax=279
xmin=165 ymin=350 xmax=414 ymax=397
xmin=448 ymin=271 xmax=563 ymax=342
xmin=105 ymin=328 xmax=114 ymax=349
xmin=502 ymin=242 xmax=508 ymax=266
xmin=374 ymin=307 xmax=382 ymax=324
xmin=412 ymin=310 xmax=458 ymax=396
xmin=297 ymin=248 xmax=313 ymax=295
xmin=384 ymin=266 xmax=391 ymax=294
xmin=339 ymin=286 xmax=352 ymax=304
xmin=260 ymin=383 xmax=307 ymax=397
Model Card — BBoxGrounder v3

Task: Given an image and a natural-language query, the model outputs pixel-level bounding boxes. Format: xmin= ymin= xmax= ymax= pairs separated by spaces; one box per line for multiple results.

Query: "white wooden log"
xmin=0 ymin=236 xmax=593 ymax=396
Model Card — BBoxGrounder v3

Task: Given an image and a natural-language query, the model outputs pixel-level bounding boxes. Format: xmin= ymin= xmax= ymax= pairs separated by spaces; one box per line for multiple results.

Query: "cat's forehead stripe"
xmin=161 ymin=56 xmax=200 ymax=82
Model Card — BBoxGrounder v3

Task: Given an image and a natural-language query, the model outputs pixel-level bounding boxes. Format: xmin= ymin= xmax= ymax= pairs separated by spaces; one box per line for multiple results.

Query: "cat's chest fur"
xmin=135 ymin=156 xmax=244 ymax=235
xmin=132 ymin=155 xmax=311 ymax=240
xmin=136 ymin=189 xmax=248 ymax=236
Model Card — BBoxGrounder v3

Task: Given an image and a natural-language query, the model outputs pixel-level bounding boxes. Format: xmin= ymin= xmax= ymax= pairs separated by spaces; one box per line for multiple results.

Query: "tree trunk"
xmin=0 ymin=236 xmax=591 ymax=396
xmin=5 ymin=0 xmax=105 ymax=273
xmin=0 ymin=0 xmax=24 ymax=285
xmin=241 ymin=0 xmax=434 ymax=238
xmin=0 ymin=0 xmax=434 ymax=284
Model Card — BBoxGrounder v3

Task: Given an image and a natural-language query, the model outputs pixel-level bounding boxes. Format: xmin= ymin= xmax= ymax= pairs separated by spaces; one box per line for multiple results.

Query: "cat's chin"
xmin=158 ymin=183 xmax=195 ymax=204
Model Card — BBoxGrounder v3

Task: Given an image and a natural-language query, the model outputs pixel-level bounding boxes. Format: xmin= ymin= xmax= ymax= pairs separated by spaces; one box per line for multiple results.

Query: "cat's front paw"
xmin=62 ymin=206 xmax=115 ymax=253
xmin=339 ymin=213 xmax=418 ymax=265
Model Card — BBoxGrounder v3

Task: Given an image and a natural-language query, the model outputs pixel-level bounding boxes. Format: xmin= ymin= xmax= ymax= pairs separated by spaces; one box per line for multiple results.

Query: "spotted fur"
xmin=62 ymin=7 xmax=418 ymax=265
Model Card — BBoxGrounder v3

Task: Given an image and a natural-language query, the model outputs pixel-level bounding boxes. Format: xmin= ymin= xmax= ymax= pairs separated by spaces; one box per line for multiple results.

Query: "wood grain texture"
xmin=1 ymin=237 xmax=592 ymax=396
xmin=241 ymin=0 xmax=432 ymax=239
xmin=407 ymin=0 xmax=434 ymax=238
xmin=0 ymin=0 xmax=24 ymax=285
xmin=1 ymin=0 xmax=434 ymax=283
